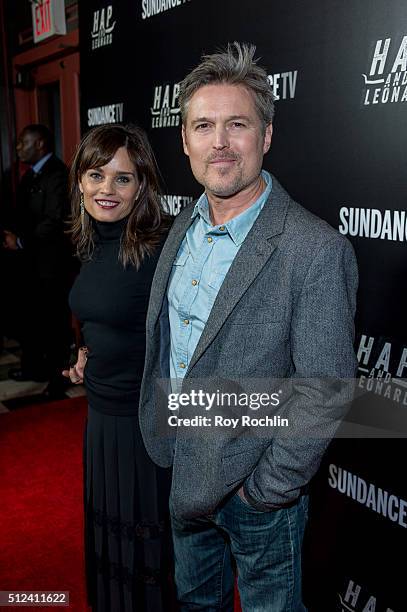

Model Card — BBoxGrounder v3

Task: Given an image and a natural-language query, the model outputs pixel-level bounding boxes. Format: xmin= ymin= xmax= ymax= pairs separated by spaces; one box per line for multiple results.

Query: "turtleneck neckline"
xmin=93 ymin=216 xmax=128 ymax=241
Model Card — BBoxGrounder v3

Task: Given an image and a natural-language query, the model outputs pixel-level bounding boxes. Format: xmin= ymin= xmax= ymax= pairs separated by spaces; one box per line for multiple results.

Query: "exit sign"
xmin=31 ymin=0 xmax=66 ymax=43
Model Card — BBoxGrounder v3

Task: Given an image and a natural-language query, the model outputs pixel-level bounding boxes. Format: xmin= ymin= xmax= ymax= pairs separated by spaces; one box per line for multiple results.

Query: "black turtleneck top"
xmin=69 ymin=218 xmax=162 ymax=415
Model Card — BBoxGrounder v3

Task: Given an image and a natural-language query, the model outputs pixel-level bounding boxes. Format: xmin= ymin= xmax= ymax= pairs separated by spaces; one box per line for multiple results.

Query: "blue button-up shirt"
xmin=168 ymin=170 xmax=273 ymax=384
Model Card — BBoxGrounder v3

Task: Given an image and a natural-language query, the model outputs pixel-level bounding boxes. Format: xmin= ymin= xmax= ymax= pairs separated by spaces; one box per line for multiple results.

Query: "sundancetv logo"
xmin=87 ymin=103 xmax=124 ymax=127
xmin=329 ymin=465 xmax=407 ymax=530
xmin=142 ymin=0 xmax=190 ymax=20
xmin=161 ymin=195 xmax=193 ymax=216
xmin=362 ymin=35 xmax=407 ymax=106
xmin=338 ymin=578 xmax=395 ymax=611
xmin=151 ymin=83 xmax=180 ymax=128
xmin=267 ymin=70 xmax=298 ymax=100
xmin=339 ymin=208 xmax=407 ymax=242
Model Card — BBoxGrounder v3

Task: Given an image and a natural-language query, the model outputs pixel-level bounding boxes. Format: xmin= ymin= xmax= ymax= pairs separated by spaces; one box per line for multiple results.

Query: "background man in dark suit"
xmin=140 ymin=43 xmax=358 ymax=610
xmin=3 ymin=124 xmax=72 ymax=398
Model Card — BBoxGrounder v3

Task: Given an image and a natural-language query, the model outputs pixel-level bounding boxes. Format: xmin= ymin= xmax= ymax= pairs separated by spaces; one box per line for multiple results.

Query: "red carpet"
xmin=0 ymin=397 xmax=242 ymax=611
xmin=0 ymin=397 xmax=89 ymax=611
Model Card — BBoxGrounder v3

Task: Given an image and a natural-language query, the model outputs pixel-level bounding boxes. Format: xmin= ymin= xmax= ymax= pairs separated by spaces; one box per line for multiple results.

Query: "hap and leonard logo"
xmin=91 ymin=5 xmax=116 ymax=50
xmin=362 ymin=35 xmax=407 ymax=106
xmin=338 ymin=578 xmax=396 ymax=612
xmin=151 ymin=82 xmax=181 ymax=129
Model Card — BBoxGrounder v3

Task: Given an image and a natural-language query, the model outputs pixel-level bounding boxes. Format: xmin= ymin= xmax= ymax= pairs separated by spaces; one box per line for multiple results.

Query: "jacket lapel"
xmin=187 ymin=178 xmax=291 ymax=373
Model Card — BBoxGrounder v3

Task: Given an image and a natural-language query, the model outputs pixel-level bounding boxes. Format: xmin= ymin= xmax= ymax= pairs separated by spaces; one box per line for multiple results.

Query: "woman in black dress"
xmin=63 ymin=124 xmax=173 ymax=611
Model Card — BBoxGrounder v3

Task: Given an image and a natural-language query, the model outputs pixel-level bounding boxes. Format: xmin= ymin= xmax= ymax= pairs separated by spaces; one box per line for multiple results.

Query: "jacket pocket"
xmin=221 ymin=448 xmax=261 ymax=487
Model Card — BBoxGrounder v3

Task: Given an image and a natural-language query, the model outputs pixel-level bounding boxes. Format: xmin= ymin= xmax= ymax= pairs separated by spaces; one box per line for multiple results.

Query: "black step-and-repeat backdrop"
xmin=78 ymin=2 xmax=407 ymax=610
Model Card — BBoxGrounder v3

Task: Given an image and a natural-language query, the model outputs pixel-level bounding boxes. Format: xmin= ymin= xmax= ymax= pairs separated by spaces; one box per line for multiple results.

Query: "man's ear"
xmin=182 ymin=125 xmax=189 ymax=157
xmin=263 ymin=123 xmax=273 ymax=154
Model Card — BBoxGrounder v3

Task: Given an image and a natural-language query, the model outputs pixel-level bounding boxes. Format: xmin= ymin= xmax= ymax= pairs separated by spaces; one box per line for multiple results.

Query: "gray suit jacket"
xmin=139 ymin=176 xmax=358 ymax=519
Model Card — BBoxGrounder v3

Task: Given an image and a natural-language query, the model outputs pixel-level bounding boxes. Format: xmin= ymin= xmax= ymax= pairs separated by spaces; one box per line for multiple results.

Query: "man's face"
xmin=16 ymin=130 xmax=42 ymax=165
xmin=182 ymin=83 xmax=272 ymax=199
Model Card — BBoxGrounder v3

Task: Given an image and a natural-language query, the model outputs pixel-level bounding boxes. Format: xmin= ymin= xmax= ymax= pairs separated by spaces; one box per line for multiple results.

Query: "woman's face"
xmin=79 ymin=146 xmax=140 ymax=223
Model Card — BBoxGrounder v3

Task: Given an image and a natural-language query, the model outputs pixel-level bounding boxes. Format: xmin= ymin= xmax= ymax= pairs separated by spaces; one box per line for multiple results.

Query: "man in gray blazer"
xmin=140 ymin=42 xmax=358 ymax=611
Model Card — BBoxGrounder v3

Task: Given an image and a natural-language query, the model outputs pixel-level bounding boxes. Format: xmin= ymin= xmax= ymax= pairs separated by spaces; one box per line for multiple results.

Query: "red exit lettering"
xmin=35 ymin=0 xmax=51 ymax=36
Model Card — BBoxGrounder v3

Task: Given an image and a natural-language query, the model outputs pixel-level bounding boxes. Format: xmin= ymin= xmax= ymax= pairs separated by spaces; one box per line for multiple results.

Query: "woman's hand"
xmin=62 ymin=346 xmax=88 ymax=384
xmin=3 ymin=230 xmax=18 ymax=250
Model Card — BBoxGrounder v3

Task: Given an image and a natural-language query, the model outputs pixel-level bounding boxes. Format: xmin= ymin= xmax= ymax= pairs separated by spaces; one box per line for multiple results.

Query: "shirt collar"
xmin=32 ymin=152 xmax=52 ymax=174
xmin=191 ymin=170 xmax=273 ymax=246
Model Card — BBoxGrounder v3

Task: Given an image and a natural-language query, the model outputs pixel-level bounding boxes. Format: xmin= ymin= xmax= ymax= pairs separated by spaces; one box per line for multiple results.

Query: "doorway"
xmin=13 ymin=30 xmax=80 ymax=164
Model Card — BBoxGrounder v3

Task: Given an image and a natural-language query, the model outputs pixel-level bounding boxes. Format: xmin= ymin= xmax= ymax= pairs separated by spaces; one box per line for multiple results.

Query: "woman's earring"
xmin=80 ymin=193 xmax=85 ymax=230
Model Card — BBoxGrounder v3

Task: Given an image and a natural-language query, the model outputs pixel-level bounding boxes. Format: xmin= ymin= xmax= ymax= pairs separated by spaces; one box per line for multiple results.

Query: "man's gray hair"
xmin=179 ymin=42 xmax=275 ymax=128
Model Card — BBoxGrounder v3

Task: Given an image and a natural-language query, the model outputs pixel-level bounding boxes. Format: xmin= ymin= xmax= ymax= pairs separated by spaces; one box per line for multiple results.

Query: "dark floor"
xmin=0 ymin=337 xmax=85 ymax=412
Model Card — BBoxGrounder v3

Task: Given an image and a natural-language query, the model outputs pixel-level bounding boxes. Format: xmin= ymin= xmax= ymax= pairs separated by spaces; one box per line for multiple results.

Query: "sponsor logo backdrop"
xmin=79 ymin=1 xmax=407 ymax=608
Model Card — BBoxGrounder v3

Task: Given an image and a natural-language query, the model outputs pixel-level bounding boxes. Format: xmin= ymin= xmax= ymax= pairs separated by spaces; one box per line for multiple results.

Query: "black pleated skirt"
xmin=84 ymin=405 xmax=175 ymax=612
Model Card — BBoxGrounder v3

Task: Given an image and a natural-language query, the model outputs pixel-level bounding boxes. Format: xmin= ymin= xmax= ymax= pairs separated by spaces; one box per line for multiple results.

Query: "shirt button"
xmin=183 ymin=319 xmax=190 ymax=325
xmin=207 ymin=236 xmax=213 ymax=243
xmin=219 ymin=226 xmax=225 ymax=231
xmin=179 ymin=362 xmax=186 ymax=369
xmin=192 ymin=279 xmax=198 ymax=286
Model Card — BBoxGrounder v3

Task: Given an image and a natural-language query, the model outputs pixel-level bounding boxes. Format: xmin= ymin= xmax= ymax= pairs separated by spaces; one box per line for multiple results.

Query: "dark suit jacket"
xmin=15 ymin=154 xmax=70 ymax=280
xmin=139 ymin=176 xmax=358 ymax=519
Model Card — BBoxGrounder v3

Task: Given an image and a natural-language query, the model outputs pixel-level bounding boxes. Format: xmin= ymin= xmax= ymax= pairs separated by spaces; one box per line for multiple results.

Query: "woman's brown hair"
xmin=69 ymin=123 xmax=168 ymax=268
